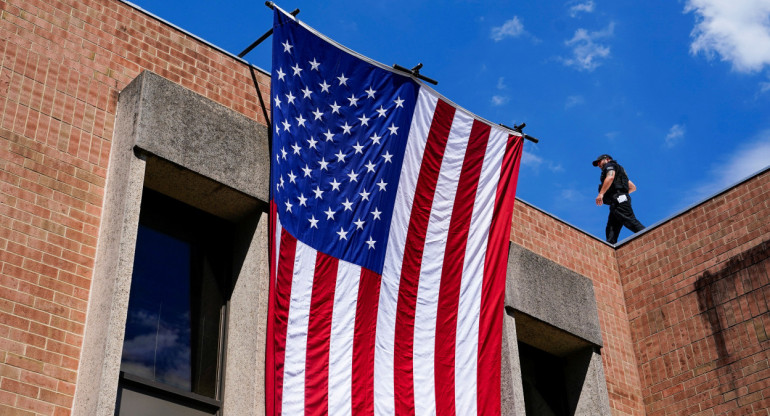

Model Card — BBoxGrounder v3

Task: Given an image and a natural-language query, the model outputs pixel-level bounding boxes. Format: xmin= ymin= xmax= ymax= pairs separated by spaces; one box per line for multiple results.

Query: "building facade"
xmin=0 ymin=0 xmax=768 ymax=414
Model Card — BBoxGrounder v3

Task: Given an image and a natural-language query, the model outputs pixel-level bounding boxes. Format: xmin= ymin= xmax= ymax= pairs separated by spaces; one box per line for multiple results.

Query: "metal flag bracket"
xmin=392 ymin=63 xmax=439 ymax=85
xmin=500 ymin=122 xmax=539 ymax=143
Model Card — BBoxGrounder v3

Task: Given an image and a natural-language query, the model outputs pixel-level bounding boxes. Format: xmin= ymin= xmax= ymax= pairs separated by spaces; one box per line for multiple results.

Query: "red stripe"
xmin=352 ymin=268 xmax=382 ymax=416
xmin=394 ymin=99 xmax=456 ymax=416
xmin=477 ymin=135 xmax=524 ymax=416
xmin=305 ymin=251 xmax=339 ymax=416
xmin=434 ymin=120 xmax=491 ymax=416
xmin=274 ymin=228 xmax=297 ymax=416
xmin=267 ymin=201 xmax=277 ymax=416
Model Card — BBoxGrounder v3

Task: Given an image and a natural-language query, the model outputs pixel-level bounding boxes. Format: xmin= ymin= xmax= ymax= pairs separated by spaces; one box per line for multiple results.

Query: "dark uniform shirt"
xmin=599 ymin=160 xmax=629 ymax=205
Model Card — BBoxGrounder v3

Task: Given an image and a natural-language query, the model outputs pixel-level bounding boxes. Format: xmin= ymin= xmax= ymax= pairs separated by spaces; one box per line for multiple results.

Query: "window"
xmin=117 ymin=189 xmax=234 ymax=414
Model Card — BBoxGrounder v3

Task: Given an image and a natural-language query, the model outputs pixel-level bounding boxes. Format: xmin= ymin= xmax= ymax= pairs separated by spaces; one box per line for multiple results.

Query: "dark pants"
xmin=606 ymin=194 xmax=645 ymax=244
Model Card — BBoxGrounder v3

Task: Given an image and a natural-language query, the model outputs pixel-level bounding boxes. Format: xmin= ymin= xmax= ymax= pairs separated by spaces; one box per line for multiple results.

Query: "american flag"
xmin=267 ymin=7 xmax=524 ymax=416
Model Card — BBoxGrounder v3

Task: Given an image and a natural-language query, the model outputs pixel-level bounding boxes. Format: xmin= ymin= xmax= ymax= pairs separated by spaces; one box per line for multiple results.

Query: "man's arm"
xmin=596 ymin=171 xmax=615 ymax=206
xmin=628 ymin=180 xmax=637 ymax=193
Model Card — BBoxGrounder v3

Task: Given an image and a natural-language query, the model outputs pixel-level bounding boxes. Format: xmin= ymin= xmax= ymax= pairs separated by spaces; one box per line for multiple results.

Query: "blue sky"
xmin=125 ymin=0 xmax=770 ymax=242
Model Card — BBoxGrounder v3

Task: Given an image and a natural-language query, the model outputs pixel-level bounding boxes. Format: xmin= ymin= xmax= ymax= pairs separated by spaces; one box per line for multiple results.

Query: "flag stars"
xmin=325 ymin=207 xmax=336 ymax=220
xmin=274 ymin=95 xmax=282 ymax=109
xmin=302 ymin=164 xmax=313 ymax=177
xmin=307 ymin=137 xmax=318 ymax=149
xmin=308 ymin=215 xmax=319 ymax=228
xmin=282 ymin=40 xmax=293 ymax=53
xmin=376 ymin=106 xmax=387 ymax=118
xmin=330 ymin=178 xmax=342 ymax=191
xmin=292 ymin=143 xmax=301 ymax=155
xmin=348 ymin=94 xmax=359 ymax=107
xmin=301 ymin=86 xmax=313 ymax=99
xmin=335 ymin=150 xmax=347 ymax=163
xmin=295 ymin=114 xmax=307 ymax=128
xmin=280 ymin=147 xmax=288 ymax=160
xmin=354 ymin=218 xmax=365 ymax=230
xmin=285 ymin=92 xmax=296 ymax=105
xmin=342 ymin=198 xmax=353 ymax=211
xmin=371 ymin=207 xmax=382 ymax=220
xmin=313 ymin=185 xmax=324 ymax=199
xmin=337 ymin=73 xmax=349 ymax=86
xmin=376 ymin=179 xmax=388 ymax=191
xmin=359 ymin=188 xmax=371 ymax=201
xmin=288 ymin=170 xmax=297 ymax=183
xmin=347 ymin=171 xmax=359 ymax=182
xmin=285 ymin=200 xmax=293 ymax=213
xmin=365 ymin=87 xmax=376 ymax=99
xmin=297 ymin=194 xmax=308 ymax=207
xmin=388 ymin=123 xmax=399 ymax=135
xmin=330 ymin=101 xmax=341 ymax=114
xmin=291 ymin=63 xmax=303 ymax=76
xmin=370 ymin=132 xmax=382 ymax=145
xmin=394 ymin=96 xmax=405 ymax=108
xmin=319 ymin=80 xmax=330 ymax=93
xmin=382 ymin=151 xmax=393 ymax=163
xmin=318 ymin=157 xmax=330 ymax=171
xmin=353 ymin=142 xmax=364 ymax=154
xmin=366 ymin=237 xmax=376 ymax=249
xmin=364 ymin=161 xmax=376 ymax=172
xmin=276 ymin=68 xmax=286 ymax=81
xmin=309 ymin=58 xmax=320 ymax=71
xmin=324 ymin=130 xmax=335 ymax=142
xmin=341 ymin=122 xmax=353 ymax=135
xmin=282 ymin=120 xmax=291 ymax=132
xmin=312 ymin=108 xmax=323 ymax=120
xmin=358 ymin=114 xmax=370 ymax=126
xmin=337 ymin=227 xmax=348 ymax=240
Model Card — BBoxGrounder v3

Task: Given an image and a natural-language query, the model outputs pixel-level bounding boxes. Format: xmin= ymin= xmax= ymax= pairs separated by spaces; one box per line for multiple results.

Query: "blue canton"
xmin=271 ymin=11 xmax=418 ymax=274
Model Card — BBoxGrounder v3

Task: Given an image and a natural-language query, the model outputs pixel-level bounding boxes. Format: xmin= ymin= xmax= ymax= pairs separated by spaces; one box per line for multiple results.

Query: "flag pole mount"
xmin=238 ymin=3 xmax=300 ymax=58
xmin=392 ymin=63 xmax=438 ymax=85
xmin=501 ymin=122 xmax=539 ymax=143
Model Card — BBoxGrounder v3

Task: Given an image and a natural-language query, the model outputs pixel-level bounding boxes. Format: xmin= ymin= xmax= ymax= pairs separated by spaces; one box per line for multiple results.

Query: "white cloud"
xmin=565 ymin=95 xmax=585 ymax=108
xmin=562 ymin=23 xmax=615 ymax=71
xmin=559 ymin=188 xmax=584 ymax=202
xmin=522 ymin=150 xmax=564 ymax=173
xmin=687 ymin=130 xmax=770 ymax=203
xmin=491 ymin=17 xmax=525 ymax=41
xmin=569 ymin=1 xmax=595 ymax=17
xmin=665 ymin=124 xmax=686 ymax=147
xmin=760 ymin=80 xmax=770 ymax=94
xmin=491 ymin=95 xmax=510 ymax=106
xmin=685 ymin=0 xmax=770 ymax=72
xmin=497 ymin=77 xmax=507 ymax=90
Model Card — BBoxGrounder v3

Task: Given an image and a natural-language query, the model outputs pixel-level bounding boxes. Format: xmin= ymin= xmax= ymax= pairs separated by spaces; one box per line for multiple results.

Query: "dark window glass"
xmin=519 ymin=341 xmax=570 ymax=416
xmin=120 ymin=189 xmax=233 ymax=400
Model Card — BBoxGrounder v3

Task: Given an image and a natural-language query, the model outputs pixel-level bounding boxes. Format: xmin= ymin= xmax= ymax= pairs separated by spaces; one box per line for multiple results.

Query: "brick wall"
xmin=511 ymin=200 xmax=647 ymax=415
xmin=617 ymin=170 xmax=770 ymax=416
xmin=0 ymin=0 xmax=269 ymax=413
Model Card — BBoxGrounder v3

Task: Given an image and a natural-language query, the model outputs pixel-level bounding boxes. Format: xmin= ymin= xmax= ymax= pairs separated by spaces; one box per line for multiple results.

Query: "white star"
xmin=353 ymin=142 xmax=364 ymax=154
xmin=382 ymin=151 xmax=393 ymax=163
xmin=365 ymin=160 xmax=376 ymax=172
xmin=324 ymin=130 xmax=335 ymax=142
xmin=365 ymin=87 xmax=376 ymax=99
xmin=275 ymin=68 xmax=286 ymax=81
xmin=376 ymin=179 xmax=387 ymax=191
xmin=376 ymin=106 xmax=387 ymax=118
xmin=302 ymin=164 xmax=312 ymax=177
xmin=335 ymin=150 xmax=346 ymax=162
xmin=285 ymin=200 xmax=293 ymax=213
xmin=319 ymin=80 xmax=330 ymax=93
xmin=354 ymin=218 xmax=365 ymax=230
xmin=341 ymin=122 xmax=353 ymax=135
xmin=347 ymin=171 xmax=359 ymax=182
xmin=394 ymin=96 xmax=405 ymax=108
xmin=291 ymin=63 xmax=303 ymax=76
xmin=371 ymin=207 xmax=382 ymax=220
xmin=275 ymin=124 xmax=280 ymax=135
xmin=330 ymin=101 xmax=341 ymax=114
xmin=348 ymin=94 xmax=359 ymax=107
xmin=358 ymin=114 xmax=370 ymax=126
xmin=276 ymin=153 xmax=280 ymax=163
xmin=278 ymin=176 xmax=284 ymax=188
xmin=301 ymin=86 xmax=312 ymax=99
xmin=337 ymin=73 xmax=348 ymax=86
xmin=370 ymin=132 xmax=382 ymax=145
xmin=280 ymin=147 xmax=287 ymax=160
xmin=325 ymin=207 xmax=336 ymax=220
xmin=318 ymin=157 xmax=329 ymax=171
xmin=285 ymin=92 xmax=295 ymax=105
xmin=282 ymin=40 xmax=293 ymax=53
xmin=288 ymin=171 xmax=297 ymax=183
xmin=366 ymin=237 xmax=376 ymax=249
xmin=307 ymin=136 xmax=318 ymax=149
xmin=342 ymin=198 xmax=353 ymax=211
xmin=309 ymin=58 xmax=320 ymax=71
xmin=312 ymin=108 xmax=323 ymax=120
xmin=292 ymin=143 xmax=301 ymax=155
xmin=308 ymin=216 xmax=319 ymax=228
xmin=297 ymin=194 xmax=307 ymax=207
xmin=282 ymin=120 xmax=291 ymax=132
xmin=337 ymin=227 xmax=348 ymax=240
xmin=295 ymin=114 xmax=306 ymax=127
xmin=330 ymin=178 xmax=341 ymax=191
xmin=313 ymin=186 xmax=324 ymax=199
xmin=388 ymin=123 xmax=399 ymax=135
xmin=274 ymin=95 xmax=282 ymax=109
xmin=359 ymin=188 xmax=370 ymax=201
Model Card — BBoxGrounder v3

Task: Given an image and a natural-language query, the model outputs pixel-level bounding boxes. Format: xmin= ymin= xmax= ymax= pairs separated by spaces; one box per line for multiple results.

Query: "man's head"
xmin=592 ymin=154 xmax=612 ymax=168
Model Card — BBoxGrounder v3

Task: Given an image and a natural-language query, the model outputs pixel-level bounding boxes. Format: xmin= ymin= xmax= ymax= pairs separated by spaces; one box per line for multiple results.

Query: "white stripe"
xmin=282 ymin=240 xmax=317 ymax=415
xmin=328 ymin=260 xmax=361 ymax=416
xmin=275 ymin=214 xmax=283 ymax=282
xmin=454 ymin=126 xmax=507 ymax=416
xmin=375 ymin=87 xmax=437 ymax=416
xmin=412 ymin=109 xmax=472 ymax=416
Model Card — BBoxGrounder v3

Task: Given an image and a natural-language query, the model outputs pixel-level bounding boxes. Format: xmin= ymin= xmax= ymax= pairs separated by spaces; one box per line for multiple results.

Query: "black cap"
xmin=592 ymin=154 xmax=611 ymax=166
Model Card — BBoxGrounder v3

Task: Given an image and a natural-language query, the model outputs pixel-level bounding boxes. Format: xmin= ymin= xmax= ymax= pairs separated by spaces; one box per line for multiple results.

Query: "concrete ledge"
xmin=506 ymin=243 xmax=603 ymax=349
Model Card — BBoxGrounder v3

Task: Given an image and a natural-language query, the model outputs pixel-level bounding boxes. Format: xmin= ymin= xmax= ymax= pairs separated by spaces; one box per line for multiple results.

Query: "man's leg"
xmin=614 ymin=197 xmax=645 ymax=233
xmin=605 ymin=207 xmax=623 ymax=244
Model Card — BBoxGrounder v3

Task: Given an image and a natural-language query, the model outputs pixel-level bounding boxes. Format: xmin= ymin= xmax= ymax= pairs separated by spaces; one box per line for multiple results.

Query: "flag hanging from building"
xmin=266 ymin=6 xmax=524 ymax=416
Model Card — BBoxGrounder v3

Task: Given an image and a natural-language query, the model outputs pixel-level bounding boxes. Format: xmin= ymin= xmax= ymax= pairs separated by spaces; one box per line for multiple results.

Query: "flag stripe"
xmin=413 ymin=108 xmax=473 ymax=415
xmin=353 ymin=268 xmax=382 ymax=416
xmin=394 ymin=98 xmax=456 ymax=416
xmin=282 ymin=240 xmax=317 ymax=415
xmin=375 ymin=88 xmax=438 ymax=416
xmin=267 ymin=201 xmax=278 ymax=416
xmin=274 ymin=228 xmax=297 ymax=416
xmin=434 ymin=119 xmax=491 ymax=416
xmin=478 ymin=134 xmax=523 ymax=416
xmin=305 ymin=251 xmax=339 ymax=415
xmin=329 ymin=260 xmax=361 ymax=416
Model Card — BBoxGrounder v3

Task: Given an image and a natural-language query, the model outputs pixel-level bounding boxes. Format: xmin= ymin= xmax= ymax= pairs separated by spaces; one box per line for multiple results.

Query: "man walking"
xmin=593 ymin=154 xmax=645 ymax=244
